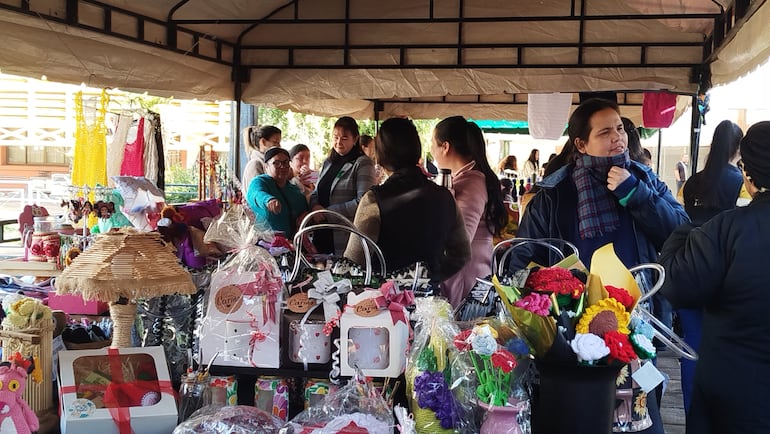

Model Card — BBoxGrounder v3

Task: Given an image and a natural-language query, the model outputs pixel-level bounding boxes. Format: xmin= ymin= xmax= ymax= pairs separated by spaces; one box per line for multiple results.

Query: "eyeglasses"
xmin=271 ymin=160 xmax=290 ymax=168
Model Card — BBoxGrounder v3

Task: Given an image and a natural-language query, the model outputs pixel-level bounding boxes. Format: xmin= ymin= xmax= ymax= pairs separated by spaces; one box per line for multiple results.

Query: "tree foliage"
xmin=256 ymin=106 xmax=439 ymax=165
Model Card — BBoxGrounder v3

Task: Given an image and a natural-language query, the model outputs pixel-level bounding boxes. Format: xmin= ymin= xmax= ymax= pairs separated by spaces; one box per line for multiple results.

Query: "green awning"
xmin=468 ymin=119 xmax=530 ymax=135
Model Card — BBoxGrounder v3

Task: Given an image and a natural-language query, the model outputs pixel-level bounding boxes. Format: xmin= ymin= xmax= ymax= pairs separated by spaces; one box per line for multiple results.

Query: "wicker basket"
xmin=0 ymin=323 xmax=54 ymax=413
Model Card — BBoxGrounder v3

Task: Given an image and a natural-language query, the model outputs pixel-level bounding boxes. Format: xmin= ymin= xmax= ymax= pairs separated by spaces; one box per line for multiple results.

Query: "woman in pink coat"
xmin=431 ymin=116 xmax=507 ymax=307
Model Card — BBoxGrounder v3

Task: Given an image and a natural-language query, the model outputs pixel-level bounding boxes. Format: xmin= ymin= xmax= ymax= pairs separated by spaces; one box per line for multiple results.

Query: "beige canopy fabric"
xmin=0 ymin=0 xmax=765 ymax=120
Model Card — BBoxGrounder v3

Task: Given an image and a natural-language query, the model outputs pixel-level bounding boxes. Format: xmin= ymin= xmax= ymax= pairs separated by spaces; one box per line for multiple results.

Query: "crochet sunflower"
xmin=576 ymin=298 xmax=630 ymax=337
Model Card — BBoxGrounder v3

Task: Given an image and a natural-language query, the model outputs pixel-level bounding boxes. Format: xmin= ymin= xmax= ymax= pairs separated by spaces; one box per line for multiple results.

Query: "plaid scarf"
xmin=572 ymin=151 xmax=630 ymax=239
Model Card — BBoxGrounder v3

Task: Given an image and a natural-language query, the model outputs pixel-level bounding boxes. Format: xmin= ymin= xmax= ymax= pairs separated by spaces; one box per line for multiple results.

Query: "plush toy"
xmin=0 ymin=353 xmax=39 ymax=434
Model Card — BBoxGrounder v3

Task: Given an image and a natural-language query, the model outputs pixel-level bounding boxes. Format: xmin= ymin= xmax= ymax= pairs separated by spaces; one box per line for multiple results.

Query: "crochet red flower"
xmin=43 ymin=243 xmax=60 ymax=258
xmin=525 ymin=267 xmax=585 ymax=299
xmin=30 ymin=244 xmax=43 ymax=256
xmin=453 ymin=329 xmax=472 ymax=351
xmin=490 ymin=350 xmax=518 ymax=374
xmin=604 ymin=330 xmax=637 ymax=363
xmin=606 ymin=285 xmax=634 ymax=311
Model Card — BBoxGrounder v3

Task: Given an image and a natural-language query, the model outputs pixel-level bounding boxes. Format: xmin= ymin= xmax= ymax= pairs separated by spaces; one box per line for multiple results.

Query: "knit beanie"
xmin=264 ymin=147 xmax=290 ymax=164
xmin=740 ymin=121 xmax=770 ymax=190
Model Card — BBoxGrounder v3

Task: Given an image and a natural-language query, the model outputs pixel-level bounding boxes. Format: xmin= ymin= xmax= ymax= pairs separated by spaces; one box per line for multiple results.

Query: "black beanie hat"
xmin=264 ymin=147 xmax=290 ymax=164
xmin=740 ymin=121 xmax=770 ymax=190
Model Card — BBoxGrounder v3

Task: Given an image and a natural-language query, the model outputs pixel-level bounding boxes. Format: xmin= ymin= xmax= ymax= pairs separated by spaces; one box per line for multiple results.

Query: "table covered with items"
xmin=0 ymin=196 xmax=698 ymax=434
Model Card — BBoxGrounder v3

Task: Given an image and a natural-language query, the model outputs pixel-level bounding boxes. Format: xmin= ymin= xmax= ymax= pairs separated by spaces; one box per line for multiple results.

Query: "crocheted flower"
xmin=504 ymin=337 xmax=530 ymax=357
xmin=570 ymin=333 xmax=610 ymax=363
xmin=576 ymin=298 xmax=630 ymax=337
xmin=604 ymin=330 xmax=637 ymax=363
xmin=605 ymin=285 xmax=635 ymax=311
xmin=525 ymin=267 xmax=585 ymax=298
xmin=453 ymin=329 xmax=472 ymax=351
xmin=630 ymin=317 xmax=655 ymax=340
xmin=472 ymin=324 xmax=499 ymax=339
xmin=490 ymin=350 xmax=518 ymax=373
xmin=413 ymin=371 xmax=460 ymax=428
xmin=471 ymin=334 xmax=498 ymax=356
xmin=514 ymin=292 xmax=552 ymax=316
xmin=630 ymin=333 xmax=656 ymax=359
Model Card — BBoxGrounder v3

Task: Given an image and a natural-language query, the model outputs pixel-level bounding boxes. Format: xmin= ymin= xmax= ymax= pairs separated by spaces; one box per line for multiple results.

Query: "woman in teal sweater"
xmin=246 ymin=147 xmax=309 ymax=238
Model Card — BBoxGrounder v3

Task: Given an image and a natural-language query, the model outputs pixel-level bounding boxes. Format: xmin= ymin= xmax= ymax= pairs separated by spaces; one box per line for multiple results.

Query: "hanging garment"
xmin=72 ymin=90 xmax=109 ymax=191
xmin=528 ymin=93 xmax=573 ymax=140
xmin=154 ymin=113 xmax=166 ymax=190
xmin=106 ymin=113 xmax=131 ymax=186
xmin=120 ymin=117 xmax=146 ymax=177
xmin=642 ymin=92 xmax=677 ymax=128
xmin=143 ymin=114 xmax=159 ymax=185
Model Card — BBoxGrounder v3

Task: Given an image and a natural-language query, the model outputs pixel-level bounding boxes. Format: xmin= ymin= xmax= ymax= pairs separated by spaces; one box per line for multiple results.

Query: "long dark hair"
xmin=567 ymin=98 xmax=622 ymax=152
xmin=622 ymin=117 xmax=645 ymax=164
xmin=376 ymin=118 xmax=421 ymax=171
xmin=526 ymin=149 xmax=540 ymax=168
xmin=434 ymin=116 xmax=507 ymax=235
xmin=690 ymin=120 xmax=743 ymax=208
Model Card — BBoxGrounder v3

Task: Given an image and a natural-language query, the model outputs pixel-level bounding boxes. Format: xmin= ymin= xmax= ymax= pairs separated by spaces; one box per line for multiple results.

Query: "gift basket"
xmin=406 ymin=297 xmax=477 ymax=433
xmin=282 ymin=210 xmax=386 ymax=373
xmin=0 ymin=296 xmax=53 ymax=414
xmin=281 ymin=368 xmax=395 ymax=434
xmin=197 ymin=204 xmax=285 ymax=368
xmin=174 ymin=405 xmax=284 ymax=434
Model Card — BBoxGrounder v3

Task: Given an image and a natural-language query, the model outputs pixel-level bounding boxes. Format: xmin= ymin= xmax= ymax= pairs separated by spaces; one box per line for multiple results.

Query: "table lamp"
xmin=55 ymin=228 xmax=196 ymax=347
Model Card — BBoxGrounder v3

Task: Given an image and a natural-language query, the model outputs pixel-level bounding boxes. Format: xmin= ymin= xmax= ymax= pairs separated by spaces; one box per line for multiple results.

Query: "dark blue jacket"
xmin=517 ymin=161 xmax=688 ymax=268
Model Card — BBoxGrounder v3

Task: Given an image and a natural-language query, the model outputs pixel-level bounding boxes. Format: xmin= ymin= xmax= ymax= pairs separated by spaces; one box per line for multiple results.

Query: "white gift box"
xmin=58 ymin=346 xmax=177 ymax=434
xmin=198 ymin=268 xmax=283 ymax=368
xmin=339 ymin=288 xmax=410 ymax=378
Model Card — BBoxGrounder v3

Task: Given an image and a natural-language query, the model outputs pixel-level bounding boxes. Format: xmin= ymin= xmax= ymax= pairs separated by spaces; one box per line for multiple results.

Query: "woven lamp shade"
xmin=56 ymin=229 xmax=196 ymax=301
xmin=55 ymin=229 xmax=196 ymax=347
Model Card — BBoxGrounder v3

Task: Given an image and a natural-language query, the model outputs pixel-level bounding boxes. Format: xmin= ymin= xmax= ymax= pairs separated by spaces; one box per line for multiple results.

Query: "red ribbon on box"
xmin=61 ymin=348 xmax=175 ymax=434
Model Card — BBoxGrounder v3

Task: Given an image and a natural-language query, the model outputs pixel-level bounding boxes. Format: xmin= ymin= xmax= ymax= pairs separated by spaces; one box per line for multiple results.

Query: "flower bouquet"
xmin=494 ymin=243 xmax=657 ymax=434
xmin=452 ymin=320 xmax=531 ymax=434
xmin=495 ymin=243 xmax=654 ymax=366
xmin=406 ymin=298 xmax=477 ymax=433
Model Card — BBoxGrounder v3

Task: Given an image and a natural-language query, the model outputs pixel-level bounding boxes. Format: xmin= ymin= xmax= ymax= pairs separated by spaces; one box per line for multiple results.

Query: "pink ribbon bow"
xmin=235 ymin=262 xmax=283 ymax=325
xmin=374 ymin=281 xmax=415 ymax=326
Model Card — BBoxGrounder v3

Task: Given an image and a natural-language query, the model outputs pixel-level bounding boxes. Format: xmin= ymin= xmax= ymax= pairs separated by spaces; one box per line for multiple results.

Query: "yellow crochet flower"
xmin=576 ymin=298 xmax=630 ymax=337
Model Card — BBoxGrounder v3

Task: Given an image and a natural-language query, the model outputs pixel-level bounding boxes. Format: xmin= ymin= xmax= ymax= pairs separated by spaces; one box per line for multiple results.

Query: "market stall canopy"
xmin=0 ymin=0 xmax=766 ymax=121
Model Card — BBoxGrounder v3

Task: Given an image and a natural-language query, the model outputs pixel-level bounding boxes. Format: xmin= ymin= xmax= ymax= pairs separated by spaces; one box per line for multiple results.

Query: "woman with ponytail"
xmin=242 ymin=125 xmax=282 ymax=196
xmin=431 ymin=116 xmax=507 ymax=308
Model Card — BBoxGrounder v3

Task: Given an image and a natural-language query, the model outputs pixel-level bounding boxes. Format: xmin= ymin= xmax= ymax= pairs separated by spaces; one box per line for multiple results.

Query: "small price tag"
xmin=632 ymin=360 xmax=665 ymax=393
xmin=287 ymin=292 xmax=315 ymax=313
xmin=354 ymin=299 xmax=380 ymax=317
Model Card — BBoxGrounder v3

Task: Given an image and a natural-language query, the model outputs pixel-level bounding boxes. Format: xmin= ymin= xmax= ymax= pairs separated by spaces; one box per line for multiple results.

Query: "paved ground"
xmin=659 ymin=350 xmax=686 ymax=434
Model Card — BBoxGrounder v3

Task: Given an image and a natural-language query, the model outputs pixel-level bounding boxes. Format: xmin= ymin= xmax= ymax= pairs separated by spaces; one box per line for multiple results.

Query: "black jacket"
xmin=660 ymin=192 xmax=770 ymax=434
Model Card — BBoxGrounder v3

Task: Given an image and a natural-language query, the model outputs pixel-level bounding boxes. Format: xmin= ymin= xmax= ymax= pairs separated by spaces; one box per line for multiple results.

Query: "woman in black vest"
xmin=344 ymin=117 xmax=470 ymax=280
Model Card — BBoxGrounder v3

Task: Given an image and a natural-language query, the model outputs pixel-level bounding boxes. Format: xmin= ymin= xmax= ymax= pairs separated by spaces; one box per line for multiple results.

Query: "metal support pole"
xmin=690 ymin=95 xmax=702 ymax=174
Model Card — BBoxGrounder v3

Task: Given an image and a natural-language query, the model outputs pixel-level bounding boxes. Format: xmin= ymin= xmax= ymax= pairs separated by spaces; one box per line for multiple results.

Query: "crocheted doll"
xmin=0 ymin=353 xmax=39 ymax=434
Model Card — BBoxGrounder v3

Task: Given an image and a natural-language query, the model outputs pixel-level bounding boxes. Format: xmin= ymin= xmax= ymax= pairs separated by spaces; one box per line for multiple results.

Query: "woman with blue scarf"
xmin=517 ymin=98 xmax=688 ymax=434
